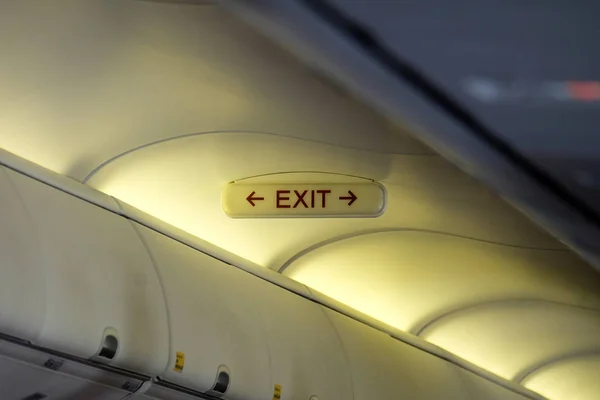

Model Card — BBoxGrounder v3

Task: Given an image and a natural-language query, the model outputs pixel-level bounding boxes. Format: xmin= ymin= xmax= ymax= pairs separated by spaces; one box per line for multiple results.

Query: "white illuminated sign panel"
xmin=222 ymin=182 xmax=386 ymax=218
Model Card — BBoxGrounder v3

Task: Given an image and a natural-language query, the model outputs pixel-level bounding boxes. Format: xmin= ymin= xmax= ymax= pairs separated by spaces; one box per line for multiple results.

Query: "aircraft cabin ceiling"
xmin=1 ymin=1 xmax=600 ymax=400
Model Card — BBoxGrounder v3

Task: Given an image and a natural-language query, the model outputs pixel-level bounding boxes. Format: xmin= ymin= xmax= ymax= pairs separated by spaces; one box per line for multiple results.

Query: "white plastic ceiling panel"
xmin=282 ymin=231 xmax=600 ymax=333
xmin=1 ymin=2 xmax=600 ymax=400
xmin=84 ymin=132 xmax=563 ymax=268
xmin=0 ymin=0 xmax=429 ymax=181
xmin=420 ymin=302 xmax=600 ymax=381
xmin=522 ymin=356 xmax=600 ymax=400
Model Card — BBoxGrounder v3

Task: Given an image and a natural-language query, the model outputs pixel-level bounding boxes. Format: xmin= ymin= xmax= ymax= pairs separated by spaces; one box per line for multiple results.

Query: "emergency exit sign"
xmin=222 ymin=182 xmax=386 ymax=218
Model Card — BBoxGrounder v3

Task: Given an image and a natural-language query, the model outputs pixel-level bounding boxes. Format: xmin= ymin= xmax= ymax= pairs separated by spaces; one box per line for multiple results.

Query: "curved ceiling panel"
xmin=282 ymin=231 xmax=600 ymax=333
xmin=0 ymin=0 xmax=429 ymax=180
xmin=3 ymin=2 xmax=600 ymax=399
xmin=86 ymin=132 xmax=564 ymax=268
xmin=521 ymin=355 xmax=600 ymax=400
xmin=419 ymin=301 xmax=600 ymax=381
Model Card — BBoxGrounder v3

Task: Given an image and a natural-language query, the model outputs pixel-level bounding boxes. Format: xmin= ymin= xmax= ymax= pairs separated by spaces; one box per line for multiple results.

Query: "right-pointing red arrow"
xmin=246 ymin=191 xmax=264 ymax=207
xmin=339 ymin=190 xmax=357 ymax=206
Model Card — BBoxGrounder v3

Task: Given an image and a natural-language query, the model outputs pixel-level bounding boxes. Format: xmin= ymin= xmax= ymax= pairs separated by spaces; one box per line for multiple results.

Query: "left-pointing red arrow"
xmin=246 ymin=191 xmax=264 ymax=207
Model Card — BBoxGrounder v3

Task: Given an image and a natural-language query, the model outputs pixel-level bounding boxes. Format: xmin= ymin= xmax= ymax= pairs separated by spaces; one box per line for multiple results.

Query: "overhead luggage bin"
xmin=140 ymin=385 xmax=214 ymax=400
xmin=522 ymin=356 xmax=600 ymax=400
xmin=115 ymin=198 xmax=314 ymax=299
xmin=0 ymin=352 xmax=129 ymax=400
xmin=258 ymin=278 xmax=353 ymax=400
xmin=0 ymin=167 xmax=45 ymax=342
xmin=322 ymin=307 xmax=541 ymax=400
xmin=457 ymin=367 xmax=538 ymax=400
xmin=135 ymin=224 xmax=272 ymax=400
xmin=0 ymin=148 xmax=121 ymax=214
xmin=0 ymin=336 xmax=145 ymax=400
xmin=323 ymin=308 xmax=467 ymax=400
xmin=124 ymin=199 xmax=353 ymax=399
xmin=419 ymin=301 xmax=600 ymax=382
xmin=4 ymin=168 xmax=169 ymax=377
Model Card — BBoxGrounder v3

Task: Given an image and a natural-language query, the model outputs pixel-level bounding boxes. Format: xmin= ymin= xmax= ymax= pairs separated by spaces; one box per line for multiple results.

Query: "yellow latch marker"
xmin=273 ymin=384 xmax=282 ymax=400
xmin=174 ymin=352 xmax=185 ymax=372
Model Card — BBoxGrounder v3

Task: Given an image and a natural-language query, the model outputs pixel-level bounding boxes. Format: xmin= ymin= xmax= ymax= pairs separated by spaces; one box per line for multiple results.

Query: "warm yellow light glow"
xmin=285 ymin=230 xmax=600 ymax=397
xmin=284 ymin=231 xmax=600 ymax=333
xmin=87 ymin=131 xmax=600 ymax=400
xmin=3 ymin=2 xmax=600 ymax=399
xmin=87 ymin=132 xmax=434 ymax=267
xmin=422 ymin=303 xmax=600 ymax=381
xmin=523 ymin=357 xmax=600 ymax=400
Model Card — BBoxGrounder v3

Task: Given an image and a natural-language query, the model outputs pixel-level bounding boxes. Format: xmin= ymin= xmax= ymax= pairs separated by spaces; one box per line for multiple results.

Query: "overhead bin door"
xmin=0 ymin=167 xmax=44 ymax=341
xmin=322 ymin=308 xmax=469 ymax=400
xmin=135 ymin=224 xmax=272 ymax=400
xmin=0 ymin=352 xmax=129 ymax=400
xmin=457 ymin=367 xmax=532 ymax=400
xmin=5 ymin=168 xmax=169 ymax=377
xmin=0 ymin=337 xmax=145 ymax=400
xmin=259 ymin=283 xmax=353 ymax=400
